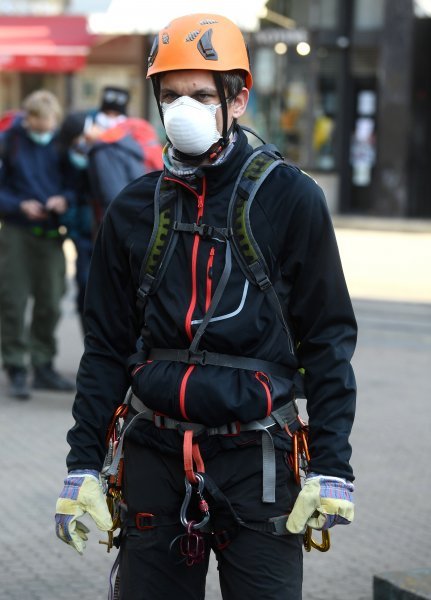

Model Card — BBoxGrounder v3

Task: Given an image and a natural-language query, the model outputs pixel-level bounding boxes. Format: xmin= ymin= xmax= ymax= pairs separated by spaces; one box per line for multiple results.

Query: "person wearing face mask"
xmin=0 ymin=90 xmax=76 ymax=399
xmin=57 ymin=107 xmax=162 ymax=333
xmin=56 ymin=112 xmax=96 ymax=335
xmin=94 ymin=86 xmax=130 ymax=130
xmin=61 ymin=97 xmax=163 ymax=222
xmin=55 ymin=14 xmax=356 ymax=600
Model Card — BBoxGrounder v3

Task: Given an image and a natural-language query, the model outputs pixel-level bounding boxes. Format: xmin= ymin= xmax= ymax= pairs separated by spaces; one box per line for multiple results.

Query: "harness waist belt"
xmin=129 ymin=393 xmax=299 ymax=437
xmin=148 ymin=348 xmax=297 ymax=379
xmin=108 ymin=390 xmax=301 ymax=506
xmin=127 ymin=394 xmax=300 ymax=504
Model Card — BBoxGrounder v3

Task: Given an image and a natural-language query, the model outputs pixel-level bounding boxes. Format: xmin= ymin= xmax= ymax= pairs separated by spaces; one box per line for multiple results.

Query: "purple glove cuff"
xmin=320 ymin=479 xmax=354 ymax=502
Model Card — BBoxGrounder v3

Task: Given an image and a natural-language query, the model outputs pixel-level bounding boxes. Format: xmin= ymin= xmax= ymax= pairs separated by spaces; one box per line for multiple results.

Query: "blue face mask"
xmin=68 ymin=149 xmax=89 ymax=170
xmin=28 ymin=130 xmax=55 ymax=145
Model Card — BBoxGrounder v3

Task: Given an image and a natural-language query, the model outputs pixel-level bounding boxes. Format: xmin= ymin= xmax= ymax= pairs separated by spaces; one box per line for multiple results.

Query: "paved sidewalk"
xmin=0 ymin=227 xmax=430 ymax=599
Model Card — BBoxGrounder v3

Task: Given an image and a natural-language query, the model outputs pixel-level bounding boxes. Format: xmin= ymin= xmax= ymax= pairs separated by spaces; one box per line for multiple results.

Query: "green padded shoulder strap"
xmin=136 ymin=174 xmax=180 ymax=307
xmin=227 ymin=144 xmax=284 ymax=288
xmin=227 ymin=145 xmax=295 ymax=353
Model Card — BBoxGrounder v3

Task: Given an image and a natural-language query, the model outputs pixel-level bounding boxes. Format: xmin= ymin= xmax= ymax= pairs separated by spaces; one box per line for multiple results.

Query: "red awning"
xmin=0 ymin=15 xmax=95 ymax=72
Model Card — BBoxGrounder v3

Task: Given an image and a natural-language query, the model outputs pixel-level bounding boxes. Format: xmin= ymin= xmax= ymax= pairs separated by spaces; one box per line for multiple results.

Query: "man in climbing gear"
xmin=55 ymin=13 xmax=357 ymax=600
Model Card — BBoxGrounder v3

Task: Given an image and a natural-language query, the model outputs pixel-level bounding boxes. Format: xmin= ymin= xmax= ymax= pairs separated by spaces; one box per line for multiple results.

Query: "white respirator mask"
xmin=161 ymin=96 xmax=222 ymax=156
xmin=95 ymin=112 xmax=126 ymax=130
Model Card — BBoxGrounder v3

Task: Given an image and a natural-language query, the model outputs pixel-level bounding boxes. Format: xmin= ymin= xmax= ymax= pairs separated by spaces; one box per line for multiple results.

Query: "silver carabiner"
xmin=180 ymin=474 xmax=210 ymax=530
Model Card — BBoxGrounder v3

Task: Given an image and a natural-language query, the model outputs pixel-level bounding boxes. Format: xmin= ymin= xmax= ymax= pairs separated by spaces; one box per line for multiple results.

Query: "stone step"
xmin=374 ymin=570 xmax=431 ymax=599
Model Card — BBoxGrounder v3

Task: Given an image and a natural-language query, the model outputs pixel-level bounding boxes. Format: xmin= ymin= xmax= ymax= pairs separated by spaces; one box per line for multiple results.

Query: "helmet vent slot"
xmin=186 ymin=30 xmax=201 ymax=42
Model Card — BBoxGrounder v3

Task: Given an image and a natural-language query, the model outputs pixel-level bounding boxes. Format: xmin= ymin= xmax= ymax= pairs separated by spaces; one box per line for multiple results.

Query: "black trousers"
xmin=118 ymin=437 xmax=303 ymax=600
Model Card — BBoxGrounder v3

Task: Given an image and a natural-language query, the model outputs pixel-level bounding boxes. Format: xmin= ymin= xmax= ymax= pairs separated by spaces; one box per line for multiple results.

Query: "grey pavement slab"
xmin=374 ymin=569 xmax=431 ymax=600
xmin=1 ymin=228 xmax=431 ymax=599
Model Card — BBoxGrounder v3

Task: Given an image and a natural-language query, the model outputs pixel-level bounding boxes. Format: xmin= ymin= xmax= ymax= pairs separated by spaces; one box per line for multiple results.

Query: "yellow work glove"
xmin=55 ymin=469 xmax=113 ymax=554
xmin=286 ymin=473 xmax=354 ymax=534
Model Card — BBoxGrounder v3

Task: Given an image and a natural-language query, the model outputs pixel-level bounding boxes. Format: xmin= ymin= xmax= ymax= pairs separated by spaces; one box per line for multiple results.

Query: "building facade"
xmin=250 ymin=0 xmax=431 ymax=218
xmin=0 ymin=0 xmax=430 ymax=218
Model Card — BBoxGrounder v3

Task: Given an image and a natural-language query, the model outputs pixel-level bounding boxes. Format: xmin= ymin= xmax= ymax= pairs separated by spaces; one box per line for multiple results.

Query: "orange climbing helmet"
xmin=147 ymin=13 xmax=253 ymax=90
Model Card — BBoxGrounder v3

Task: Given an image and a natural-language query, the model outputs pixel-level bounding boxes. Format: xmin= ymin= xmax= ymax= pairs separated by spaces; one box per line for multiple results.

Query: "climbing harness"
xmin=101 ymin=389 xmax=330 ymax=565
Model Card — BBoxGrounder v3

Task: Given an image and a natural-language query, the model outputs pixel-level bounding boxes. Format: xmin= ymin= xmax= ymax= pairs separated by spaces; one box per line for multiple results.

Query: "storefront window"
xmin=309 ymin=0 xmax=340 ymax=30
xmin=354 ymin=0 xmax=385 ymax=30
xmin=313 ymin=78 xmax=337 ymax=170
xmin=249 ymin=39 xmax=343 ymax=172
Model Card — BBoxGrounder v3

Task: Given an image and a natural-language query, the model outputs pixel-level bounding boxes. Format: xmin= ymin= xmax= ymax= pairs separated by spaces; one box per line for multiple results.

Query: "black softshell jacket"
xmin=67 ymin=127 xmax=357 ymax=481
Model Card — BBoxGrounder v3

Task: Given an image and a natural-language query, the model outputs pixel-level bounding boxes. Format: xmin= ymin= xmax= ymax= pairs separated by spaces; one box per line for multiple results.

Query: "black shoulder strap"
xmin=227 ymin=145 xmax=295 ymax=353
xmin=136 ymin=174 xmax=180 ymax=309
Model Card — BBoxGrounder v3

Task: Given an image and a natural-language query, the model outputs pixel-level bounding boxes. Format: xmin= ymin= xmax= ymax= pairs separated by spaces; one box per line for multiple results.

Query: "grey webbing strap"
xmin=260 ymin=424 xmax=276 ymax=503
xmin=147 ymin=348 xmax=296 ymax=379
xmin=106 ymin=409 xmax=149 ymax=477
xmin=129 ymin=394 xmax=299 ymax=435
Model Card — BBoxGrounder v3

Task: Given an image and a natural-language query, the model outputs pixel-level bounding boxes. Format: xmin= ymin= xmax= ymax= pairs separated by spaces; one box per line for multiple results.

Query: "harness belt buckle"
xmin=226 ymin=421 xmax=241 ymax=436
xmin=153 ymin=413 xmax=166 ymax=428
xmin=135 ymin=512 xmax=155 ymax=530
xmin=188 ymin=350 xmax=207 ymax=366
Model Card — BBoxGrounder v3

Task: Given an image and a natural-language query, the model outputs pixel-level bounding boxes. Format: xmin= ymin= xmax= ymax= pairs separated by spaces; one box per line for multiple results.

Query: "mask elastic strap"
xmin=152 ymin=76 xmax=165 ymax=125
xmin=213 ymin=72 xmax=228 ymax=143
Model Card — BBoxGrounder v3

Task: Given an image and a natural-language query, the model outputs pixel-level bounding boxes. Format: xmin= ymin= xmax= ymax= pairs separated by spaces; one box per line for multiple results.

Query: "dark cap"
xmin=100 ymin=86 xmax=130 ymax=115
xmin=58 ymin=111 xmax=88 ymax=148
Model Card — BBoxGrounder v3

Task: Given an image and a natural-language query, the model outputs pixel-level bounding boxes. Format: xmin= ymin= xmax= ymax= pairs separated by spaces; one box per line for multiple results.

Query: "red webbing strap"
xmin=183 ymin=430 xmax=205 ymax=484
xmin=192 ymin=441 xmax=205 ymax=474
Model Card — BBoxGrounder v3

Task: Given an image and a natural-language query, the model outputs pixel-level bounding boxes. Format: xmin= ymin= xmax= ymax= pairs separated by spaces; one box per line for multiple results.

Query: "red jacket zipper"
xmin=205 ymin=246 xmax=215 ymax=312
xmin=164 ymin=176 xmax=206 ymax=421
xmin=255 ymin=371 xmax=272 ymax=417
xmin=164 ymin=177 xmax=206 ymax=341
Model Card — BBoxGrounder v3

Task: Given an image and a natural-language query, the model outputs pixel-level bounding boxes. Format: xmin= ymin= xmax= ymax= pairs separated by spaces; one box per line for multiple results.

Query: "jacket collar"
xmin=164 ymin=126 xmax=253 ymax=194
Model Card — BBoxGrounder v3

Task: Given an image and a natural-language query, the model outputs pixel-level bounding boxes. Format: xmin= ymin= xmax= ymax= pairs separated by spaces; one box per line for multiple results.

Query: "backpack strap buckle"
xmin=249 ymin=261 xmax=272 ymax=291
xmin=188 ymin=349 xmax=207 ymax=366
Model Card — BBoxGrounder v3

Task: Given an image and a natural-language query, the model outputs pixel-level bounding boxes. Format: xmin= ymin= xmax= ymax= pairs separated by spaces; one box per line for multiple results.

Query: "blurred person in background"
xmin=57 ymin=112 xmax=95 ymax=336
xmin=58 ymin=94 xmax=163 ymax=332
xmin=61 ymin=86 xmax=163 ymax=224
xmin=0 ymin=90 xmax=76 ymax=399
xmin=55 ymin=14 xmax=356 ymax=600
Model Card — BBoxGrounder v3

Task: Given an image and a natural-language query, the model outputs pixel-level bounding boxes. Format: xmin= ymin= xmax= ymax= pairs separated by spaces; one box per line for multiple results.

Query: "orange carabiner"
xmin=105 ymin=403 xmax=129 ymax=447
xmin=291 ymin=426 xmax=310 ymax=485
xmin=303 ymin=527 xmax=331 ymax=552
